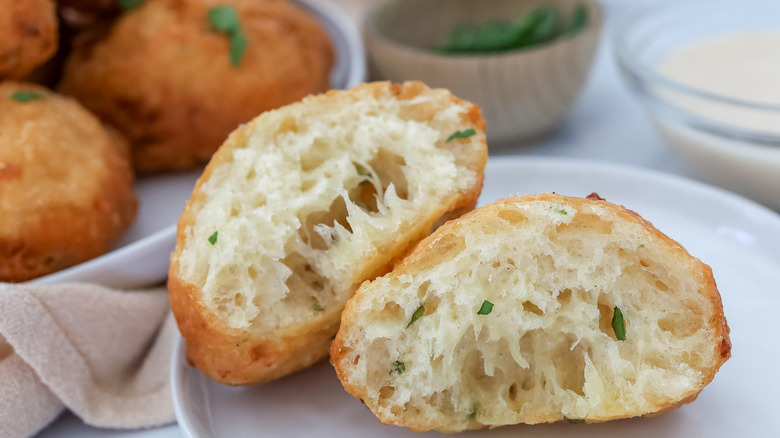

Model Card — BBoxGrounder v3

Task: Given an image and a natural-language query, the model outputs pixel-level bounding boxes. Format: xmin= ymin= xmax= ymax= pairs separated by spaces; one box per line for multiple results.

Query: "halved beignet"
xmin=331 ymin=193 xmax=731 ymax=432
xmin=169 ymin=81 xmax=487 ymax=385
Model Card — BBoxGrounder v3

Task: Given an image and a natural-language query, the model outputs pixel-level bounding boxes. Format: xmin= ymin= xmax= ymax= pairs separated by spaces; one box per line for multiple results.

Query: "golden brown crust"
xmin=168 ymin=273 xmax=337 ymax=385
xmin=0 ymin=82 xmax=137 ymax=282
xmin=0 ymin=0 xmax=58 ymax=79
xmin=58 ymin=0 xmax=334 ymax=173
xmin=331 ymin=193 xmax=731 ymax=430
xmin=170 ymin=81 xmax=487 ymax=385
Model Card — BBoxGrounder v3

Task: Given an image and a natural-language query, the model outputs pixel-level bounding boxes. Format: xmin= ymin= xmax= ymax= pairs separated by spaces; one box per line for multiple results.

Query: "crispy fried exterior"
xmin=169 ymin=81 xmax=487 ymax=385
xmin=0 ymin=82 xmax=137 ymax=282
xmin=0 ymin=0 xmax=58 ymax=79
xmin=58 ymin=0 xmax=334 ymax=173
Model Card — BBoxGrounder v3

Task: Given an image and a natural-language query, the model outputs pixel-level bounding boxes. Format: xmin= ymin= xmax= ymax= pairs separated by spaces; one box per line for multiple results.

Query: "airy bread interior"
xmin=174 ymin=82 xmax=485 ymax=343
xmin=331 ymin=194 xmax=730 ymax=432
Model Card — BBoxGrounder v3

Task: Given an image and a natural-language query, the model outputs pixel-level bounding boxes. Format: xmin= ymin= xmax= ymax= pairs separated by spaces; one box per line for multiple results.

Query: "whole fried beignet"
xmin=59 ymin=0 xmax=334 ymax=173
xmin=0 ymin=82 xmax=136 ymax=282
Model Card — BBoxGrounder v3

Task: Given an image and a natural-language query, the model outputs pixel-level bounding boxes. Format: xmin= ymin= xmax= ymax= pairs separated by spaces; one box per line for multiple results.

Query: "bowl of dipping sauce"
xmin=364 ymin=0 xmax=602 ymax=145
xmin=615 ymin=0 xmax=780 ymax=210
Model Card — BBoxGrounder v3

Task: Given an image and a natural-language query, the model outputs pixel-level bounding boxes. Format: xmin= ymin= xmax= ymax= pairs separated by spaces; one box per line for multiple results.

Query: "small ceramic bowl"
xmin=615 ymin=0 xmax=780 ymax=211
xmin=364 ymin=0 xmax=602 ymax=145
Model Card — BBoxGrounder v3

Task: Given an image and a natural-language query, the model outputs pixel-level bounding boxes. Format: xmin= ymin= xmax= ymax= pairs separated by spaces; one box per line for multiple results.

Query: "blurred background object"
xmin=616 ymin=0 xmax=780 ymax=210
xmin=0 ymin=82 xmax=136 ymax=282
xmin=0 ymin=0 xmax=58 ymax=80
xmin=363 ymin=0 xmax=601 ymax=145
xmin=57 ymin=0 xmax=335 ymax=173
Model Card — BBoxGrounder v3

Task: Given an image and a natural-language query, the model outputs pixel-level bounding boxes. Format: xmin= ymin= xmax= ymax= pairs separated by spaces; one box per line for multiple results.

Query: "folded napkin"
xmin=0 ymin=283 xmax=176 ymax=438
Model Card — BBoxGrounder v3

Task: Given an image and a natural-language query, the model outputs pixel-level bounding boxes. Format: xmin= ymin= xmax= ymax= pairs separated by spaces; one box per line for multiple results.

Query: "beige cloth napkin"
xmin=0 ymin=283 xmax=177 ymax=438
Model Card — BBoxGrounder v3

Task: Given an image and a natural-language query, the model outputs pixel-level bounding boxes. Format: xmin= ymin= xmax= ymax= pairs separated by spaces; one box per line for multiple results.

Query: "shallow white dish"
xmin=171 ymin=156 xmax=780 ymax=437
xmin=31 ymin=0 xmax=366 ymax=290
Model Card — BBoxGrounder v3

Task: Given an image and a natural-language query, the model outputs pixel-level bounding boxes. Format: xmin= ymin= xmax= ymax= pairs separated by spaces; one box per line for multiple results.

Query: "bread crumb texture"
xmin=332 ymin=194 xmax=730 ymax=432
xmin=176 ymin=81 xmax=486 ymax=335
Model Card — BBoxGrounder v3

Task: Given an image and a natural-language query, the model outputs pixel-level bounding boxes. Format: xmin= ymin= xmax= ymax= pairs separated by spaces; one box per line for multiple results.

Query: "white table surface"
xmin=35 ymin=0 xmax=751 ymax=436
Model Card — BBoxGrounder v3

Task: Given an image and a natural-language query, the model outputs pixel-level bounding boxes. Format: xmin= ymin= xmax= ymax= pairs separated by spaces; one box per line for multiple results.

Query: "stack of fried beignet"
xmin=0 ymin=0 xmax=334 ymax=281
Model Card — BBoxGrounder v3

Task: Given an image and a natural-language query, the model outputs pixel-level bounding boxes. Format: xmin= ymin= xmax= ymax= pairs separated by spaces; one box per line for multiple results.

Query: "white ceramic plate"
xmin=171 ymin=156 xmax=780 ymax=437
xmin=31 ymin=0 xmax=366 ymax=290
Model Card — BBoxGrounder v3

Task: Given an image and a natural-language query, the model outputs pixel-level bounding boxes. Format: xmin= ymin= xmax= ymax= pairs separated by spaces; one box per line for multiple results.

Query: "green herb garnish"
xmin=446 ymin=128 xmax=476 ymax=142
xmin=467 ymin=403 xmax=479 ymax=420
xmin=436 ymin=4 xmax=588 ymax=54
xmin=564 ymin=416 xmax=586 ymax=424
xmin=354 ymin=163 xmax=371 ymax=177
xmin=565 ymin=4 xmax=589 ymax=37
xmin=118 ymin=0 xmax=145 ymax=11
xmin=208 ymin=231 xmax=218 ymax=245
xmin=11 ymin=90 xmax=44 ymax=103
xmin=313 ymin=301 xmax=325 ymax=312
xmin=229 ymin=30 xmax=248 ymax=67
xmin=612 ymin=306 xmax=626 ymax=341
xmin=530 ymin=6 xmax=559 ymax=44
xmin=209 ymin=6 xmax=240 ymax=32
xmin=559 ymin=209 xmax=568 ymax=215
xmin=477 ymin=300 xmax=494 ymax=315
xmin=406 ymin=304 xmax=425 ymax=328
xmin=390 ymin=360 xmax=405 ymax=375
xmin=208 ymin=5 xmax=247 ymax=67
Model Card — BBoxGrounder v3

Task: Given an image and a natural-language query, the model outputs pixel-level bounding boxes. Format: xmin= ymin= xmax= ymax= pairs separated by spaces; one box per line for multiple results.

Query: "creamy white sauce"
xmin=659 ymin=31 xmax=780 ymax=133
xmin=652 ymin=31 xmax=780 ymax=210
xmin=662 ymin=32 xmax=780 ymax=105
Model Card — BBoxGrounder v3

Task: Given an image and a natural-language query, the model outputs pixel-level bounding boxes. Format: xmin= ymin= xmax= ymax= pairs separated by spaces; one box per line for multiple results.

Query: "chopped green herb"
xmin=564 ymin=416 xmax=586 ymax=424
xmin=11 ymin=90 xmax=44 ymax=103
xmin=208 ymin=6 xmax=240 ymax=32
xmin=565 ymin=4 xmax=589 ymax=37
xmin=208 ymin=5 xmax=247 ymax=67
xmin=436 ymin=3 xmax=588 ymax=54
xmin=639 ymin=244 xmax=645 ymax=248
xmin=229 ymin=29 xmax=248 ymax=67
xmin=530 ymin=6 xmax=559 ymax=45
xmin=446 ymin=128 xmax=476 ymax=142
xmin=406 ymin=304 xmax=425 ymax=328
xmin=477 ymin=300 xmax=494 ymax=315
xmin=118 ymin=0 xmax=145 ymax=11
xmin=390 ymin=360 xmax=405 ymax=375
xmin=208 ymin=231 xmax=218 ymax=245
xmin=612 ymin=306 xmax=626 ymax=341
xmin=467 ymin=403 xmax=479 ymax=420
xmin=354 ymin=163 xmax=371 ymax=176
xmin=313 ymin=301 xmax=325 ymax=312
xmin=558 ymin=209 xmax=568 ymax=215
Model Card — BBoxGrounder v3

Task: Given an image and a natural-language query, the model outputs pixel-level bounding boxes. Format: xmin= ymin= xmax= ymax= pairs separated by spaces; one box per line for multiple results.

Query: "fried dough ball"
xmin=59 ymin=0 xmax=334 ymax=173
xmin=0 ymin=0 xmax=58 ymax=79
xmin=0 ymin=82 xmax=137 ymax=282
